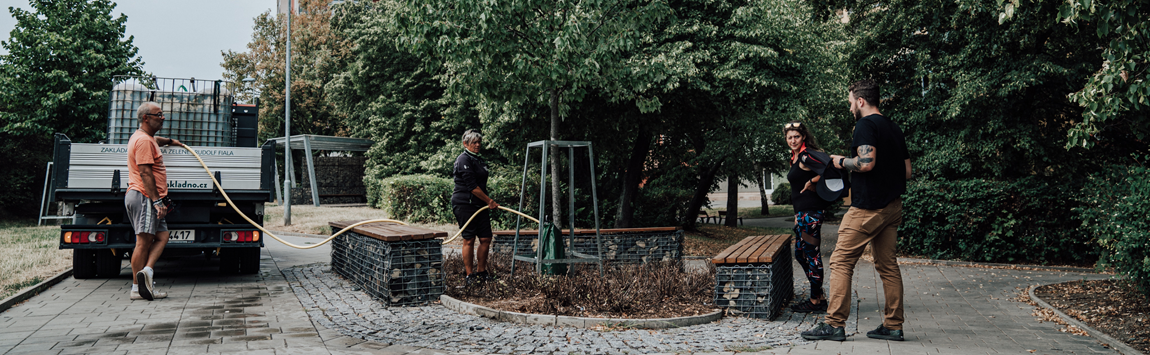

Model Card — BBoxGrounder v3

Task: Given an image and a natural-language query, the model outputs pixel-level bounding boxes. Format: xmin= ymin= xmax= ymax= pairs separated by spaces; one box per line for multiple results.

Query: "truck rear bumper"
xmin=59 ymin=223 xmax=265 ymax=249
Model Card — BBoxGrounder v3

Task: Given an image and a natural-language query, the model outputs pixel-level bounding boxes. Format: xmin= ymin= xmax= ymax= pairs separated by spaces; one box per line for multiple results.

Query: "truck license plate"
xmin=168 ymin=229 xmax=194 ymax=243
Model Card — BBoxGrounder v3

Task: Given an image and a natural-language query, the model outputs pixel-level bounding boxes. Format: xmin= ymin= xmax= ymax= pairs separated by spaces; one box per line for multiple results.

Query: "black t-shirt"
xmin=451 ymin=151 xmax=490 ymax=206
xmin=788 ymin=151 xmax=833 ymax=212
xmin=849 ymin=114 xmax=910 ymax=209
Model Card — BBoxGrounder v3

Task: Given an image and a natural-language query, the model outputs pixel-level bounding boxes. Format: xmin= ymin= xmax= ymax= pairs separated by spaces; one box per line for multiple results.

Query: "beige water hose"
xmin=178 ymin=143 xmax=538 ymax=248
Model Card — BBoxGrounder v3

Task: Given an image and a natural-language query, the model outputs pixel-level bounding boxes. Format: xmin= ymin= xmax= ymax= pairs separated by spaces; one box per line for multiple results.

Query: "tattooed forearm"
xmin=846 ymin=145 xmax=876 ymax=172
xmin=844 ymin=158 xmax=861 ymax=171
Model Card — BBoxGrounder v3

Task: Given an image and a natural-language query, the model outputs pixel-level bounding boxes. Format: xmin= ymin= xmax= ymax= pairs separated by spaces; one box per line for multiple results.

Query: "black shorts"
xmin=452 ymin=204 xmax=493 ymax=240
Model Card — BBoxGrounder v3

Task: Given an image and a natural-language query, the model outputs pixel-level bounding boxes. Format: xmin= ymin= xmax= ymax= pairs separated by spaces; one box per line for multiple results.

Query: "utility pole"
xmin=283 ymin=0 xmax=293 ymax=225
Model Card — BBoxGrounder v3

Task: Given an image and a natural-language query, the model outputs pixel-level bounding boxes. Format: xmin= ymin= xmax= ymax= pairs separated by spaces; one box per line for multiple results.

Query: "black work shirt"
xmin=849 ymin=114 xmax=910 ymax=210
xmin=788 ymin=151 xmax=833 ymax=213
xmin=451 ymin=150 xmax=490 ymax=206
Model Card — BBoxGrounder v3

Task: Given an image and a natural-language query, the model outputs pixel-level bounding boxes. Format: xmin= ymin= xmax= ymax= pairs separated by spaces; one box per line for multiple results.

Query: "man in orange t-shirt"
xmin=124 ymin=102 xmax=180 ymax=301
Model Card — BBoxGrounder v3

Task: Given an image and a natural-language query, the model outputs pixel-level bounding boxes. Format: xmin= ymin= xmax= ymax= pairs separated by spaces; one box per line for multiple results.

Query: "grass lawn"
xmin=702 ymin=205 xmax=793 ymax=219
xmin=262 ymin=203 xmax=461 ymax=237
xmin=0 ymin=220 xmax=71 ymax=301
xmin=683 ymin=224 xmax=792 ymax=257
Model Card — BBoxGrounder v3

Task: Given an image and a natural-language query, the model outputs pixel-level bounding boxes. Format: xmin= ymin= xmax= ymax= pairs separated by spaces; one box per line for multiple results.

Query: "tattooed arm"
xmin=832 ymin=145 xmax=877 ymax=172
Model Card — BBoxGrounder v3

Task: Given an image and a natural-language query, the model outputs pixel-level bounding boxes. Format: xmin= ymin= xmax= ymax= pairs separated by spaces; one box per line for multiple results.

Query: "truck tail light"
xmin=62 ymin=230 xmax=108 ymax=244
xmin=223 ymin=230 xmax=259 ymax=243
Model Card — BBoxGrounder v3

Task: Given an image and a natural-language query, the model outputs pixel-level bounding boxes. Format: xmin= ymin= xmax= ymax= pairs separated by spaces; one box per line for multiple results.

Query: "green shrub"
xmin=898 ymin=177 xmax=1094 ymax=264
xmin=1078 ymin=165 xmax=1150 ymax=295
xmin=771 ymin=183 xmax=792 ymax=206
xmin=373 ymin=174 xmax=454 ymax=224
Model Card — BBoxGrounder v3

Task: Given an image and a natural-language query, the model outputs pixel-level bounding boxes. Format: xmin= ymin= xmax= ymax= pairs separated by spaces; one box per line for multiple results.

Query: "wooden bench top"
xmin=711 ymin=235 xmax=790 ymax=264
xmin=492 ymin=227 xmax=681 ymax=236
xmin=329 ymin=220 xmax=448 ymax=242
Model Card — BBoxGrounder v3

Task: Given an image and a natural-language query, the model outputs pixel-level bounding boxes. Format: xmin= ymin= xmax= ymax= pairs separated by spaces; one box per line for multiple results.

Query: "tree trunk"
xmin=757 ymin=165 xmax=769 ymax=216
xmin=683 ymin=161 xmax=723 ymax=231
xmin=724 ymin=175 xmax=739 ymax=227
xmin=613 ymin=128 xmax=651 ymax=228
xmin=549 ymin=88 xmax=563 ymax=228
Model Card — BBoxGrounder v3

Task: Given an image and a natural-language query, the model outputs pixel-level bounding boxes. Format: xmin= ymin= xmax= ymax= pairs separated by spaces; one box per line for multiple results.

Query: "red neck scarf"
xmin=791 ymin=141 xmax=807 ymax=164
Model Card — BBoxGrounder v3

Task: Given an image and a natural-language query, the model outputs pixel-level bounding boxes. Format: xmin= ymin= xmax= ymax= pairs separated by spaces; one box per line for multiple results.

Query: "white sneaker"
xmin=135 ymin=269 xmax=155 ymax=300
xmin=130 ymin=289 xmax=167 ymax=300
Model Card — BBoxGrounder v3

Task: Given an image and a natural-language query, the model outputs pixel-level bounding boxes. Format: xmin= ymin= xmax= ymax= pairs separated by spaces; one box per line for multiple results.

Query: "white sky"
xmin=0 ymin=0 xmax=275 ymax=80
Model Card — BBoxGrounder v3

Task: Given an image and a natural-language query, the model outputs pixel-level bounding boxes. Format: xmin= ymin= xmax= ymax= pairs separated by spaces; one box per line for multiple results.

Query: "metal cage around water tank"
xmin=107 ymin=76 xmax=237 ymax=147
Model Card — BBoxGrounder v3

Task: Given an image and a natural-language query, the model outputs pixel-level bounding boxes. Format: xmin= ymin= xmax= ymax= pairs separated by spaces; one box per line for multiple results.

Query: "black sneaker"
xmin=464 ymin=274 xmax=477 ymax=286
xmin=475 ymin=270 xmax=495 ymax=281
xmin=801 ymin=322 xmax=846 ymax=341
xmin=866 ymin=324 xmax=904 ymax=341
xmin=790 ymin=300 xmax=828 ymax=313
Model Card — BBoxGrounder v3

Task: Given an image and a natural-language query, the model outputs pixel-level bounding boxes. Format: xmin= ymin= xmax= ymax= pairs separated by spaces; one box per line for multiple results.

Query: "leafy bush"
xmin=1078 ymin=164 xmax=1150 ymax=295
xmin=898 ymin=177 xmax=1094 ymax=264
xmin=771 ymin=183 xmax=792 ymax=206
xmin=371 ymin=174 xmax=454 ymax=224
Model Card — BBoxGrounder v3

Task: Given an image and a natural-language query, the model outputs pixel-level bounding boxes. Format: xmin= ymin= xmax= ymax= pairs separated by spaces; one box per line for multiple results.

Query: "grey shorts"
xmin=125 ymin=189 xmax=168 ymax=236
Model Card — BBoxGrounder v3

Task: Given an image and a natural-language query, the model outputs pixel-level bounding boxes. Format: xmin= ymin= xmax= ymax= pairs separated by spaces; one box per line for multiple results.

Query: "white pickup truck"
xmin=51 ymin=133 xmax=275 ymax=278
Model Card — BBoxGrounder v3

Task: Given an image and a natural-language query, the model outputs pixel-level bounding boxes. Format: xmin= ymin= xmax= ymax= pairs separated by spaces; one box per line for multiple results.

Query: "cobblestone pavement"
xmin=0 ymin=227 xmax=1125 ymax=355
xmin=283 ymin=262 xmax=849 ymax=355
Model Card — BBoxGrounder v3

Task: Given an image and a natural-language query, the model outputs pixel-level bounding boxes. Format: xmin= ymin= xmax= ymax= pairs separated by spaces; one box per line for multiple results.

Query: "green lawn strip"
xmin=703 ymin=205 xmax=793 ymax=219
xmin=0 ymin=220 xmax=71 ymax=301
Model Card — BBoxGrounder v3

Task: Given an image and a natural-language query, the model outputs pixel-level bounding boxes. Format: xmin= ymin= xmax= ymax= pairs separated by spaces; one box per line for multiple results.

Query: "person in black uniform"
xmin=452 ymin=129 xmax=500 ymax=284
xmin=783 ymin=121 xmax=834 ymax=313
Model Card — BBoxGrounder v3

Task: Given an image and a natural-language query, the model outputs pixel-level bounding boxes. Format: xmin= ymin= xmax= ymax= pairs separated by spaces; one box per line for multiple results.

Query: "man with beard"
xmin=802 ymin=79 xmax=912 ymax=341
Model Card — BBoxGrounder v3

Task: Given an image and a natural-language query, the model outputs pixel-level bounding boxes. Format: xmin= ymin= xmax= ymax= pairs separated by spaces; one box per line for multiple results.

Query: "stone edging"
xmin=0 ymin=268 xmax=74 ymax=314
xmin=439 ymin=295 xmax=722 ymax=329
xmin=1028 ymin=284 xmax=1144 ymax=355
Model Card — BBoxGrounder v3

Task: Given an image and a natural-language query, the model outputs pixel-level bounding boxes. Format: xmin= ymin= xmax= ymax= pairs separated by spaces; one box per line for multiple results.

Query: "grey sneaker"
xmin=801 ymin=322 xmax=846 ymax=341
xmin=866 ymin=325 xmax=904 ymax=341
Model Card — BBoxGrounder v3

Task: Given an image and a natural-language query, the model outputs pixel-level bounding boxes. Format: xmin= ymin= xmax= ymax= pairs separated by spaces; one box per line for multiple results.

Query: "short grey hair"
xmin=462 ymin=129 xmax=482 ymax=144
xmin=136 ymin=102 xmax=160 ymax=120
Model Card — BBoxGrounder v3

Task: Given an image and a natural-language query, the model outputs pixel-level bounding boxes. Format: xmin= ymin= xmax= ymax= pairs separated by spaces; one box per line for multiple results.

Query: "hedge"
xmin=1078 ymin=165 xmax=1150 ymax=294
xmin=365 ymin=173 xmax=542 ymax=229
xmin=898 ymin=177 xmax=1094 ymax=265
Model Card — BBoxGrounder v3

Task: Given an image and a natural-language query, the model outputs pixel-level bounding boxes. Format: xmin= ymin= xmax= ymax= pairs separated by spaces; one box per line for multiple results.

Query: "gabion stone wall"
xmin=712 ymin=247 xmax=794 ymax=320
xmin=331 ymin=231 xmax=444 ymax=306
xmin=491 ymin=229 xmax=683 ymax=265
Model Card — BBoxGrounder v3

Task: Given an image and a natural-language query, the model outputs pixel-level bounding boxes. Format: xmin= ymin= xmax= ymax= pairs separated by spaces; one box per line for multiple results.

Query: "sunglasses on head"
xmin=784 ymin=122 xmax=801 ymax=129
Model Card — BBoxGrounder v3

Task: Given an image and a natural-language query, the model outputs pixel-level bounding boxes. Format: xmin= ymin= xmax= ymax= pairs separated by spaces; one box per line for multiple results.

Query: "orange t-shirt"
xmin=127 ymin=130 xmax=168 ymax=199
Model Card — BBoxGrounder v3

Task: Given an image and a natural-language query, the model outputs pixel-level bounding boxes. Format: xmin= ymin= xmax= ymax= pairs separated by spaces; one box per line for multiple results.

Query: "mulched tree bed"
xmin=1034 ymin=280 xmax=1149 ymax=353
xmin=444 ymin=252 xmax=718 ymax=319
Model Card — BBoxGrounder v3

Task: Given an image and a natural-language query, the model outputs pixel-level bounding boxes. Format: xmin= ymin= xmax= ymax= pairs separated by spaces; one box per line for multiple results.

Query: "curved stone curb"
xmin=440 ymin=294 xmax=723 ymax=329
xmin=901 ymin=258 xmax=1098 ymax=273
xmin=0 ymin=268 xmax=73 ymax=314
xmin=1029 ymin=284 xmax=1144 ymax=355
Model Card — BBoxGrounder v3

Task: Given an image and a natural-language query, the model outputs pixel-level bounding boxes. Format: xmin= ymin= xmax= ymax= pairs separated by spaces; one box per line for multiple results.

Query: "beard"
xmin=851 ymin=107 xmax=862 ymax=121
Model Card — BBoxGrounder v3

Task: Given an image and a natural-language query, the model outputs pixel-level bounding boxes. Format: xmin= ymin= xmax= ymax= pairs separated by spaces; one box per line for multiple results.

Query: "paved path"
xmin=0 ymin=224 xmax=1120 ymax=355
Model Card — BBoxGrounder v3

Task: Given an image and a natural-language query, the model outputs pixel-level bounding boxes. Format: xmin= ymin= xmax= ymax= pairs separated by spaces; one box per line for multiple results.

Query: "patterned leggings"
xmin=793 ymin=210 xmax=825 ymax=300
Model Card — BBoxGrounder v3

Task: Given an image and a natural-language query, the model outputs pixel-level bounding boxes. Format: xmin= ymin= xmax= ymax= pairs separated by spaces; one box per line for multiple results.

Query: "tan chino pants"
xmin=825 ymin=198 xmax=904 ymax=330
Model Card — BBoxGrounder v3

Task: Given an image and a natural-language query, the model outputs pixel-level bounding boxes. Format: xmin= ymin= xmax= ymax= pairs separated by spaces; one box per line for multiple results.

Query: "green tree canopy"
xmin=1058 ymin=0 xmax=1150 ymax=151
xmin=326 ymin=2 xmax=481 ymax=179
xmin=0 ymin=0 xmax=144 ymax=217
xmin=221 ymin=0 xmax=351 ymax=142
